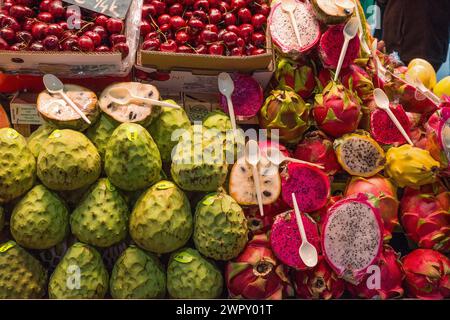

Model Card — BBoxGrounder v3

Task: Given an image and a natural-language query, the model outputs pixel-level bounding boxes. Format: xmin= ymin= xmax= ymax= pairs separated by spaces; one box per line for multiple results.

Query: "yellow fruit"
xmin=385 ymin=145 xmax=440 ymax=187
xmin=407 ymin=59 xmax=437 ymax=89
xmin=433 ymin=76 xmax=450 ymax=98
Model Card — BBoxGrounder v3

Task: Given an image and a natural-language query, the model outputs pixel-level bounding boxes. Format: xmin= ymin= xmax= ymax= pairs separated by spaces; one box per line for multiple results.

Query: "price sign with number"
xmin=63 ymin=0 xmax=132 ymax=19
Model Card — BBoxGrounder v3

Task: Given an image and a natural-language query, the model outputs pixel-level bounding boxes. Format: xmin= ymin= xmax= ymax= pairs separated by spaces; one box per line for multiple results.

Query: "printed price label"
xmin=63 ymin=0 xmax=132 ymax=19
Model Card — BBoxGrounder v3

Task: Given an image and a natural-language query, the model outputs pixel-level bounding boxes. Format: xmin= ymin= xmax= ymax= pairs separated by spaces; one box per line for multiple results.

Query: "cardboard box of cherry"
xmin=0 ymin=0 xmax=141 ymax=77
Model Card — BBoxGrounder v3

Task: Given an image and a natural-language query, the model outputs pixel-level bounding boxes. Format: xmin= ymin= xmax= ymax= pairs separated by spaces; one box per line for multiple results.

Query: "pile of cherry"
xmin=0 ymin=0 xmax=129 ymax=57
xmin=140 ymin=0 xmax=269 ymax=56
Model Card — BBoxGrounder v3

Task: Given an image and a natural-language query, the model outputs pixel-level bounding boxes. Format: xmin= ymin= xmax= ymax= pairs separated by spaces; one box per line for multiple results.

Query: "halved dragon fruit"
xmin=319 ymin=24 xmax=361 ymax=69
xmin=370 ymin=103 xmax=412 ymax=146
xmin=322 ymin=193 xmax=384 ymax=284
xmin=270 ymin=210 xmax=321 ymax=270
xmin=219 ymin=73 xmax=263 ymax=120
xmin=281 ymin=162 xmax=330 ymax=212
xmin=269 ymin=0 xmax=321 ymax=58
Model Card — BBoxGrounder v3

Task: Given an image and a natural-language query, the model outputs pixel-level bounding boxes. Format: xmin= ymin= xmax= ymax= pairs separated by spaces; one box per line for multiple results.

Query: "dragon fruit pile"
xmin=0 ymin=0 xmax=449 ymax=301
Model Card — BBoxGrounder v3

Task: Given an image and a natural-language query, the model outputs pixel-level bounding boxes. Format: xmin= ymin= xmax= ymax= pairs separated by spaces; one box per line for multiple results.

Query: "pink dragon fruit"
xmin=344 ymin=175 xmax=399 ymax=242
xmin=319 ymin=24 xmax=361 ymax=69
xmin=293 ymin=256 xmax=345 ymax=300
xmin=402 ymin=249 xmax=450 ymax=300
xmin=225 ymin=234 xmax=294 ymax=300
xmin=258 ymin=139 xmax=291 ymax=158
xmin=220 ymin=73 xmax=263 ymax=120
xmin=317 ymin=68 xmax=332 ymax=89
xmin=322 ymin=193 xmax=384 ymax=284
xmin=281 ymin=162 xmax=330 ymax=212
xmin=270 ymin=210 xmax=321 ymax=270
xmin=311 ymin=195 xmax=343 ymax=232
xmin=269 ymin=0 xmax=321 ymax=58
xmin=275 ymin=58 xmax=316 ymax=99
xmin=370 ymin=103 xmax=412 ymax=146
xmin=294 ymin=131 xmax=342 ymax=176
xmin=341 ymin=64 xmax=375 ymax=102
xmin=400 ymin=181 xmax=450 ymax=253
xmin=313 ymin=81 xmax=362 ymax=138
xmin=347 ymin=245 xmax=404 ymax=299
xmin=422 ymin=103 xmax=450 ymax=175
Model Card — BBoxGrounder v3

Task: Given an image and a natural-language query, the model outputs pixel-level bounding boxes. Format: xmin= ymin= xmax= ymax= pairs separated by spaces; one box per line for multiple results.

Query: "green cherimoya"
xmin=171 ymin=124 xmax=228 ymax=192
xmin=71 ymin=178 xmax=129 ymax=248
xmin=27 ymin=123 xmax=55 ymax=158
xmin=11 ymin=185 xmax=69 ymax=250
xmin=130 ymin=180 xmax=192 ymax=253
xmin=105 ymin=123 xmax=162 ymax=191
xmin=37 ymin=129 xmax=101 ymax=191
xmin=110 ymin=246 xmax=166 ymax=299
xmin=48 ymin=242 xmax=109 ymax=299
xmin=147 ymin=100 xmax=191 ymax=163
xmin=194 ymin=192 xmax=248 ymax=260
xmin=85 ymin=113 xmax=119 ymax=164
xmin=0 ymin=241 xmax=47 ymax=298
xmin=167 ymin=248 xmax=223 ymax=299
xmin=0 ymin=128 xmax=36 ymax=204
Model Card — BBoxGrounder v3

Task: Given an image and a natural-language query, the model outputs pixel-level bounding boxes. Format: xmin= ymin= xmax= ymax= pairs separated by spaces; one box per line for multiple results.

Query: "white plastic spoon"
xmin=373 ymin=88 xmax=414 ymax=146
xmin=218 ymin=72 xmax=237 ymax=132
xmin=291 ymin=193 xmax=318 ymax=268
xmin=334 ymin=17 xmax=359 ymax=82
xmin=405 ymin=74 xmax=441 ymax=105
xmin=43 ymin=74 xmax=91 ymax=125
xmin=245 ymin=140 xmax=264 ymax=217
xmin=281 ymin=0 xmax=302 ymax=48
xmin=107 ymin=87 xmax=181 ymax=109
xmin=265 ymin=147 xmax=324 ymax=169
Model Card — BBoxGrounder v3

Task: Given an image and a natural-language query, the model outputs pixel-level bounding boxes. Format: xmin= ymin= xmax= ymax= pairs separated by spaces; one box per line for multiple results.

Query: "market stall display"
xmin=0 ymin=0 xmax=449 ymax=301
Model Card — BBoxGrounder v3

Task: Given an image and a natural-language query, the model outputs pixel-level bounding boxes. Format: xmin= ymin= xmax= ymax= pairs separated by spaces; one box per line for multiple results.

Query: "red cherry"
xmin=194 ymin=0 xmax=209 ymax=11
xmin=160 ymin=39 xmax=178 ymax=52
xmin=251 ymin=14 xmax=266 ymax=30
xmin=95 ymin=15 xmax=109 ymax=28
xmin=195 ymin=44 xmax=207 ymax=54
xmin=217 ymin=1 xmax=230 ymax=13
xmin=61 ymin=37 xmax=79 ymax=51
xmin=0 ymin=37 xmax=9 ymax=49
xmin=230 ymin=0 xmax=246 ymax=10
xmin=226 ymin=25 xmax=239 ymax=35
xmin=230 ymin=46 xmax=243 ymax=56
xmin=78 ymin=35 xmax=95 ymax=52
xmin=239 ymin=23 xmax=254 ymax=38
xmin=22 ymin=18 xmax=34 ymax=32
xmin=29 ymin=41 xmax=44 ymax=51
xmin=183 ymin=0 xmax=195 ymax=6
xmin=251 ymin=32 xmax=265 ymax=47
xmin=169 ymin=3 xmax=184 ymax=16
xmin=258 ymin=3 xmax=270 ymax=16
xmin=84 ymin=31 xmax=101 ymax=47
xmin=151 ymin=1 xmax=166 ymax=15
xmin=37 ymin=12 xmax=54 ymax=23
xmin=1 ymin=16 xmax=20 ymax=31
xmin=48 ymin=1 xmax=65 ymax=19
xmin=184 ymin=11 xmax=193 ymax=20
xmin=218 ymin=29 xmax=227 ymax=40
xmin=113 ymin=42 xmax=129 ymax=58
xmin=237 ymin=8 xmax=252 ymax=23
xmin=204 ymin=24 xmax=218 ymax=33
xmin=144 ymin=31 xmax=159 ymax=41
xmin=222 ymin=31 xmax=238 ymax=46
xmin=209 ymin=8 xmax=222 ymax=24
xmin=223 ymin=13 xmax=237 ymax=26
xmin=40 ymin=0 xmax=52 ymax=12
xmin=110 ymin=34 xmax=126 ymax=45
xmin=157 ymin=14 xmax=171 ymax=26
xmin=142 ymin=38 xmax=161 ymax=51
xmin=9 ymin=5 xmax=28 ymax=19
xmin=31 ymin=22 xmax=48 ymax=40
xmin=159 ymin=23 xmax=171 ymax=33
xmin=208 ymin=42 xmax=224 ymax=55
xmin=236 ymin=37 xmax=245 ymax=48
xmin=175 ymin=30 xmax=189 ymax=44
xmin=43 ymin=35 xmax=59 ymax=50
xmin=46 ymin=24 xmax=64 ymax=39
xmin=106 ymin=18 xmax=124 ymax=34
xmin=200 ymin=29 xmax=218 ymax=43
xmin=10 ymin=42 xmax=28 ymax=51
xmin=177 ymin=45 xmax=194 ymax=53
xmin=251 ymin=47 xmax=266 ymax=55
xmin=58 ymin=21 xmax=68 ymax=30
xmin=0 ymin=27 xmax=15 ymax=43
xmin=188 ymin=19 xmax=204 ymax=34
xmin=92 ymin=26 xmax=107 ymax=40
xmin=16 ymin=30 xmax=31 ymax=43
xmin=142 ymin=4 xmax=157 ymax=18
xmin=95 ymin=45 xmax=110 ymax=52
xmin=140 ymin=20 xmax=152 ymax=36
xmin=192 ymin=10 xmax=208 ymax=23
xmin=170 ymin=16 xmax=186 ymax=30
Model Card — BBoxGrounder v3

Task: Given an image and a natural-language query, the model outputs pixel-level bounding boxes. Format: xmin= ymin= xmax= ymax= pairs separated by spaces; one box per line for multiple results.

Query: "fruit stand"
xmin=0 ymin=0 xmax=449 ymax=301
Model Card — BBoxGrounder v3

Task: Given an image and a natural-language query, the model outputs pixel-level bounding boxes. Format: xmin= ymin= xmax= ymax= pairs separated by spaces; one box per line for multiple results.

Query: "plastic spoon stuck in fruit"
xmin=218 ymin=72 xmax=237 ymax=132
xmin=334 ymin=17 xmax=359 ymax=82
xmin=404 ymin=74 xmax=441 ymax=105
xmin=43 ymin=74 xmax=91 ymax=125
xmin=373 ymin=88 xmax=414 ymax=146
xmin=245 ymin=140 xmax=264 ymax=217
xmin=108 ymin=87 xmax=181 ymax=109
xmin=281 ymin=0 xmax=302 ymax=48
xmin=292 ymin=193 xmax=318 ymax=268
xmin=266 ymin=147 xmax=324 ymax=169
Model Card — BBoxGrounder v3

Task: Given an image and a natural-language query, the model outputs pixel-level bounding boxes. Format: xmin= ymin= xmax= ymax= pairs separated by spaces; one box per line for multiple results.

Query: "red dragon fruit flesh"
xmin=319 ymin=24 xmax=361 ymax=69
xmin=226 ymin=234 xmax=294 ymax=300
xmin=347 ymin=245 xmax=404 ymax=299
xmin=219 ymin=73 xmax=263 ymax=120
xmin=270 ymin=210 xmax=321 ymax=270
xmin=269 ymin=0 xmax=321 ymax=58
xmin=402 ymin=249 xmax=450 ymax=300
xmin=281 ymin=162 xmax=330 ymax=212
xmin=370 ymin=103 xmax=412 ymax=146
xmin=322 ymin=193 xmax=384 ymax=285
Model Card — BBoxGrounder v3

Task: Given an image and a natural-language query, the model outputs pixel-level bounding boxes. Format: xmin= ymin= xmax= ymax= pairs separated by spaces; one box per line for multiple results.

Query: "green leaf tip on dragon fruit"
xmin=322 ymin=193 xmax=384 ymax=285
xmin=281 ymin=162 xmax=330 ymax=213
xmin=259 ymin=89 xmax=311 ymax=144
xmin=313 ymin=81 xmax=362 ymax=138
xmin=275 ymin=58 xmax=317 ymax=99
xmin=270 ymin=210 xmax=321 ymax=270
xmin=347 ymin=245 xmax=405 ymax=299
xmin=402 ymin=249 xmax=450 ymax=300
xmin=219 ymin=73 xmax=263 ymax=120
xmin=225 ymin=234 xmax=294 ymax=300
xmin=319 ymin=24 xmax=361 ymax=69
